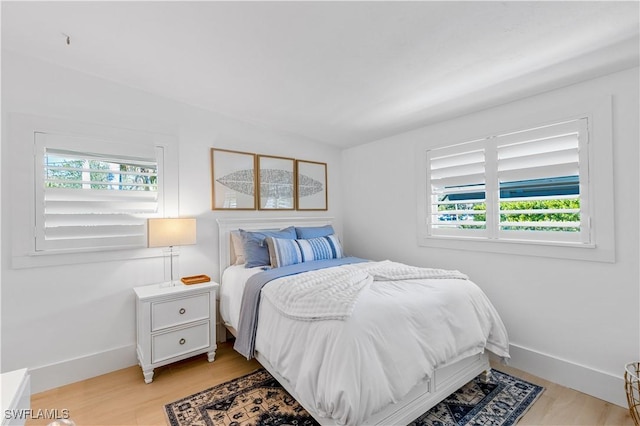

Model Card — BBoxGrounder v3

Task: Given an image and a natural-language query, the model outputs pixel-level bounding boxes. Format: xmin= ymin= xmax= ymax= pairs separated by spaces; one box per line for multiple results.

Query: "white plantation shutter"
xmin=426 ymin=118 xmax=590 ymax=245
xmin=427 ymin=140 xmax=488 ymax=238
xmin=497 ymin=134 xmax=579 ymax=182
xmin=496 ymin=119 xmax=589 ymax=243
xmin=34 ymin=132 xmax=164 ymax=252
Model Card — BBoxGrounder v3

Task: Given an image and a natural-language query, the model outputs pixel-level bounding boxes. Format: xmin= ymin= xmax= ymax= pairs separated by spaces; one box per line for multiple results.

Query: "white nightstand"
xmin=1 ymin=368 xmax=30 ymax=426
xmin=134 ymin=282 xmax=218 ymax=383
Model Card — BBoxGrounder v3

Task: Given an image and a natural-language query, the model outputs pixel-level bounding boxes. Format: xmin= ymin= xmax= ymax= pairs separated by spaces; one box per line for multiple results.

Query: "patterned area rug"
xmin=164 ymin=368 xmax=543 ymax=426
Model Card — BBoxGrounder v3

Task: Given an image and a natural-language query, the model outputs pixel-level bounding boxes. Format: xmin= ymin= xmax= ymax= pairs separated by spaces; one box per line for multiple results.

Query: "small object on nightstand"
xmin=134 ymin=281 xmax=219 ymax=383
xmin=181 ymin=274 xmax=211 ymax=285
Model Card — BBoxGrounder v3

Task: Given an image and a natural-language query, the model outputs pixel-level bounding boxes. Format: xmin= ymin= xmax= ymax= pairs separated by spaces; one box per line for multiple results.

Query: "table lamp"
xmin=147 ymin=218 xmax=196 ymax=285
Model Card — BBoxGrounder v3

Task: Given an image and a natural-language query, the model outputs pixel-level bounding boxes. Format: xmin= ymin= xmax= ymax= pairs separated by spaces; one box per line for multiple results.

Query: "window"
xmin=426 ymin=118 xmax=590 ymax=246
xmin=9 ymin=113 xmax=178 ymax=268
xmin=34 ymin=132 xmax=164 ymax=252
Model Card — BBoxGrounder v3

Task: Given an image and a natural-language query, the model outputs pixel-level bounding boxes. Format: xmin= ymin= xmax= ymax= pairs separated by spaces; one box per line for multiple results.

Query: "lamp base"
xmin=162 ymin=247 xmax=181 ymax=284
xmin=158 ymin=280 xmax=183 ymax=288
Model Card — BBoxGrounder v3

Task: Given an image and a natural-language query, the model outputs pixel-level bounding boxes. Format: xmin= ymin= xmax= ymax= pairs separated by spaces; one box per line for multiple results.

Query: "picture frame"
xmin=257 ymin=155 xmax=296 ymax=210
xmin=296 ymin=160 xmax=327 ymax=211
xmin=211 ymin=148 xmax=257 ymax=210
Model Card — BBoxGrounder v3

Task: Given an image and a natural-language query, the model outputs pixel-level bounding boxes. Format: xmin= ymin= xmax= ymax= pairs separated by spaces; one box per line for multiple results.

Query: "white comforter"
xmin=221 ymin=262 xmax=510 ymax=425
xmin=261 ymin=261 xmax=469 ymax=321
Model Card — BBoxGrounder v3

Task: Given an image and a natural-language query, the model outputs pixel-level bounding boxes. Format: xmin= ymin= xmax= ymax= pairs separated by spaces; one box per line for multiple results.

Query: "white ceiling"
xmin=2 ymin=1 xmax=639 ymax=148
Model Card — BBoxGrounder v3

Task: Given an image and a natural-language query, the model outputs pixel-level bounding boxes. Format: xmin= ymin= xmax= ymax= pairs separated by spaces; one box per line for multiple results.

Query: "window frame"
xmin=416 ymin=97 xmax=615 ymax=263
xmin=9 ymin=113 xmax=179 ymax=268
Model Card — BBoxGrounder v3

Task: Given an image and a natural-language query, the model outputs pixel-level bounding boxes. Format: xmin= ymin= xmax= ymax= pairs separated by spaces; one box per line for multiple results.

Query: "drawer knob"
xmin=179 ymin=308 xmax=186 ymax=315
xmin=179 ymin=338 xmax=186 ymax=345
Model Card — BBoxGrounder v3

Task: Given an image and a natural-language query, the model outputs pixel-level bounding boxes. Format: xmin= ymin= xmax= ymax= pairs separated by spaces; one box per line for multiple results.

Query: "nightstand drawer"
xmin=152 ymin=322 xmax=210 ymax=363
xmin=151 ymin=293 xmax=209 ymax=331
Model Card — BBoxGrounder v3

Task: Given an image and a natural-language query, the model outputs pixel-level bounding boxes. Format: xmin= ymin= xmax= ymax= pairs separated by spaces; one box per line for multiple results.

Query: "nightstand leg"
xmin=143 ymin=367 xmax=154 ymax=384
xmin=207 ymin=346 xmax=217 ymax=362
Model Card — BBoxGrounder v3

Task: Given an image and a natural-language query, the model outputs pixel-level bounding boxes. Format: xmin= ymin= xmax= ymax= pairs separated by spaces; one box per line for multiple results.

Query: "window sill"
xmin=11 ymin=247 xmax=166 ymax=269
xmin=418 ymin=235 xmax=614 ymax=263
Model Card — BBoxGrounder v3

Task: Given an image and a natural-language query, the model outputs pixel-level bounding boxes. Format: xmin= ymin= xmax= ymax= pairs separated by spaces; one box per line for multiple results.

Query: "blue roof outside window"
xmin=445 ymin=176 xmax=579 ymax=201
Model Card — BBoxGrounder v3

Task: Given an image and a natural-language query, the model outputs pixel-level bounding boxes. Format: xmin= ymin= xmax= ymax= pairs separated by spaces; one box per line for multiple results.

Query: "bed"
xmin=217 ymin=217 xmax=509 ymax=426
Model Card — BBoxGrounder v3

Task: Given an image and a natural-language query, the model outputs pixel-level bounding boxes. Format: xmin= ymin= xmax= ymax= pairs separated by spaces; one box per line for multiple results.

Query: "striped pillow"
xmin=265 ymin=235 xmax=344 ymax=268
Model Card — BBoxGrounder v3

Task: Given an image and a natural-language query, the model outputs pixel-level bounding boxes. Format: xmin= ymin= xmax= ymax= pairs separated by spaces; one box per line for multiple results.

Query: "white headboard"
xmin=216 ymin=217 xmax=335 ymax=280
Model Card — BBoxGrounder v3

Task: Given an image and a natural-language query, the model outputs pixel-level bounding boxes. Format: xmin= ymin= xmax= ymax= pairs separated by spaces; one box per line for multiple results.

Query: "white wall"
xmin=0 ymin=51 xmax=343 ymax=392
xmin=342 ymin=67 xmax=640 ymax=407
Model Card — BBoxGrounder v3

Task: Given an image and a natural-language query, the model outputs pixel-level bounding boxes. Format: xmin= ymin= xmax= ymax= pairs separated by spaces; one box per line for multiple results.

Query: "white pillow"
xmin=230 ymin=231 xmax=246 ymax=265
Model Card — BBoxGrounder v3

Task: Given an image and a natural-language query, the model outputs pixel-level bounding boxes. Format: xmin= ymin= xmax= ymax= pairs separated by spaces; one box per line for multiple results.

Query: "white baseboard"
xmin=29 ymin=324 xmax=226 ymax=394
xmin=28 ymin=344 xmax=138 ymax=394
xmin=503 ymin=343 xmax=627 ymax=408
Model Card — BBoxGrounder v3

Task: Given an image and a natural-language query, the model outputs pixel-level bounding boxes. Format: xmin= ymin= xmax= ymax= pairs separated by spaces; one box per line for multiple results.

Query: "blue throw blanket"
xmin=234 ymin=257 xmax=368 ymax=359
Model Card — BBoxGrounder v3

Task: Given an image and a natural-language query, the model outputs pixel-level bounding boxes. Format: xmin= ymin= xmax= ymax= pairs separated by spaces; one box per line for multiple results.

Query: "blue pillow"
xmin=240 ymin=227 xmax=296 ymax=268
xmin=265 ymin=237 xmax=303 ymax=268
xmin=295 ymin=225 xmax=335 ymax=239
xmin=266 ymin=234 xmax=344 ymax=268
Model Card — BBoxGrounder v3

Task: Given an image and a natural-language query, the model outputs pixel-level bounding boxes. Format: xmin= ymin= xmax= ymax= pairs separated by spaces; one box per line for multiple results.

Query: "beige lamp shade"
xmin=147 ymin=218 xmax=197 ymax=247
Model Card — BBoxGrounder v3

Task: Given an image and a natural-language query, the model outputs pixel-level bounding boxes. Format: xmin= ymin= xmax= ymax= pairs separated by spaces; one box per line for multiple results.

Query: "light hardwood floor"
xmin=26 ymin=342 xmax=633 ymax=425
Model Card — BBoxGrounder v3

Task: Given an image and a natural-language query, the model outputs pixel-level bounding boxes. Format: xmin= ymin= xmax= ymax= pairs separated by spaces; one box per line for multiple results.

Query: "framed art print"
xmin=211 ymin=148 xmax=256 ymax=210
xmin=296 ymin=160 xmax=327 ymax=211
xmin=257 ymin=155 xmax=295 ymax=210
